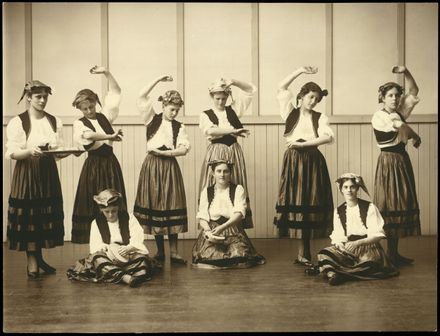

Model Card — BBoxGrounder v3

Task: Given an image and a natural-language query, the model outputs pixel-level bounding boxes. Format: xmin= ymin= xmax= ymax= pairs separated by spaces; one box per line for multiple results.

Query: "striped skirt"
xmin=66 ymin=251 xmax=157 ymax=284
xmin=198 ymin=142 xmax=253 ymax=229
xmin=134 ymin=153 xmax=188 ymax=235
xmin=72 ymin=151 xmax=127 ymax=244
xmin=274 ymin=146 xmax=333 ymax=239
xmin=192 ymin=217 xmax=265 ymax=269
xmin=7 ymin=156 xmax=64 ymax=251
xmin=318 ymin=242 xmax=399 ymax=281
xmin=374 ymin=148 xmax=421 ymax=238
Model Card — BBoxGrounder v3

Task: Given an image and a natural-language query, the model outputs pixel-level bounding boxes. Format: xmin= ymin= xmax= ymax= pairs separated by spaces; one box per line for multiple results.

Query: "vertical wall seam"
xmin=251 ymin=3 xmax=260 ymax=117
xmin=177 ymin=3 xmax=185 ymax=115
xmin=397 ymin=3 xmax=406 ymax=89
xmin=101 ymin=3 xmax=109 ymax=94
xmin=24 ymin=3 xmax=32 ymax=81
xmin=325 ymin=3 xmax=333 ymax=116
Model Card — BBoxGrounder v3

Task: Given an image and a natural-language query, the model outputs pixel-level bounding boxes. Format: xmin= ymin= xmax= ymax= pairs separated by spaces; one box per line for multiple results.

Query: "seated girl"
xmin=67 ymin=189 xmax=158 ymax=287
xmin=307 ymin=173 xmax=399 ymax=285
xmin=192 ymin=159 xmax=266 ymax=269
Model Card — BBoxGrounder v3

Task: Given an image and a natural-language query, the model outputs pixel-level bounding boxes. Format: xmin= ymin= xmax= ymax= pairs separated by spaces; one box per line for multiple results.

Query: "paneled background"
xmin=3 ymin=3 xmax=438 ymax=240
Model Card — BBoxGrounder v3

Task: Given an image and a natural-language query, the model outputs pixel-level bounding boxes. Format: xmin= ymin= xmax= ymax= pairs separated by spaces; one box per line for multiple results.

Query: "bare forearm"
xmin=278 ymin=68 xmax=304 ymax=90
xmin=104 ymin=71 xmax=121 ymax=94
xmin=303 ymin=135 xmax=332 ymax=147
xmin=199 ymin=219 xmax=211 ymax=232
xmin=206 ymin=127 xmax=236 ymax=137
xmin=138 ymin=77 xmax=163 ymax=99
xmin=10 ymin=149 xmax=32 ymax=160
xmin=404 ymin=69 xmax=419 ymax=96
xmin=83 ymin=132 xmax=113 ymax=141
xmin=231 ymin=79 xmax=255 ymax=93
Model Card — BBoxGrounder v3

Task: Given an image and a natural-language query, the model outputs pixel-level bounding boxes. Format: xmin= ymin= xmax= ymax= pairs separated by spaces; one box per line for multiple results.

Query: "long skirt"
xmin=198 ymin=142 xmax=253 ymax=229
xmin=317 ymin=242 xmax=399 ymax=281
xmin=72 ymin=151 xmax=127 ymax=244
xmin=192 ymin=218 xmax=265 ymax=269
xmin=134 ymin=153 xmax=188 ymax=235
xmin=66 ymin=251 xmax=157 ymax=284
xmin=7 ymin=156 xmax=64 ymax=251
xmin=374 ymin=148 xmax=421 ymax=238
xmin=274 ymin=146 xmax=333 ymax=239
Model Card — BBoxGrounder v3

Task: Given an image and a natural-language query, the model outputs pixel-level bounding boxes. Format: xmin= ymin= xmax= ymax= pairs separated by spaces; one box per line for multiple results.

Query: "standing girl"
xmin=372 ymin=66 xmax=421 ymax=266
xmin=133 ymin=75 xmax=190 ymax=265
xmin=71 ymin=66 xmax=126 ymax=244
xmin=6 ymin=80 xmax=67 ymax=278
xmin=198 ymin=78 xmax=257 ymax=229
xmin=274 ymin=66 xmax=334 ymax=267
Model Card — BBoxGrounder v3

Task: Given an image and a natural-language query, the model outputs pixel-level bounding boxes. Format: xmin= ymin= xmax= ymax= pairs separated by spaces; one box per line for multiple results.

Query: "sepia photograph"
xmin=2 ymin=2 xmax=437 ymax=332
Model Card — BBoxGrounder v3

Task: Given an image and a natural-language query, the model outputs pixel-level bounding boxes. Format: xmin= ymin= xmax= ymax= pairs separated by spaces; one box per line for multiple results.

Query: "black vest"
xmin=79 ymin=113 xmax=115 ymax=150
xmin=95 ymin=211 xmax=130 ymax=245
xmin=204 ymin=106 xmax=243 ymax=146
xmin=284 ymin=108 xmax=320 ymax=138
xmin=19 ymin=110 xmax=57 ymax=139
xmin=337 ymin=199 xmax=370 ymax=236
xmin=146 ymin=113 xmax=181 ymax=149
xmin=373 ymin=110 xmax=404 ymax=146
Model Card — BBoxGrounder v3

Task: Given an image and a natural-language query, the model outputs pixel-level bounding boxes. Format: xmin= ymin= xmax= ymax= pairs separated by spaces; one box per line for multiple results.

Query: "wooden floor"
xmin=3 ymin=236 xmax=437 ymax=332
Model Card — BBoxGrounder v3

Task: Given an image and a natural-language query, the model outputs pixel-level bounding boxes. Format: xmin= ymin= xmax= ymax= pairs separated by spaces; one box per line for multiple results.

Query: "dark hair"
xmin=72 ymin=89 xmax=102 ymax=108
xmin=378 ymin=82 xmax=404 ymax=103
xmin=158 ymin=90 xmax=184 ymax=107
xmin=296 ymin=82 xmax=328 ymax=107
xmin=337 ymin=177 xmax=360 ymax=192
xmin=210 ymin=161 xmax=233 ymax=172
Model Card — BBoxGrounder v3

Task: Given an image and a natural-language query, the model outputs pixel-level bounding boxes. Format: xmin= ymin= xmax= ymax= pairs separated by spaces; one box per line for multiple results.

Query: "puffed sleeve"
xmin=128 ymin=214 xmax=149 ymax=254
xmin=89 ymin=220 xmax=107 ymax=254
xmin=73 ymin=119 xmax=94 ymax=149
xmin=277 ymin=89 xmax=295 ymax=121
xmin=329 ymin=209 xmax=348 ymax=245
xmin=366 ymin=203 xmax=386 ymax=239
xmin=232 ymin=184 xmax=246 ymax=219
xmin=317 ymin=113 xmax=335 ymax=144
xmin=371 ymin=111 xmax=396 ymax=132
xmin=101 ymin=91 xmax=121 ymax=124
xmin=196 ymin=188 xmax=210 ymax=222
xmin=137 ymin=95 xmax=155 ymax=125
xmin=176 ymin=124 xmax=191 ymax=151
xmin=398 ymin=93 xmax=420 ymax=120
xmin=5 ymin=117 xmax=27 ymax=160
xmin=230 ymin=83 xmax=257 ymax=117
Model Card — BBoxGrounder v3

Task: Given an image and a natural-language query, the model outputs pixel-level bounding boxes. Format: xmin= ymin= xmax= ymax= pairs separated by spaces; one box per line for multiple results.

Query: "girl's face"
xmin=211 ymin=92 xmax=229 ymax=110
xmin=382 ymin=87 xmax=401 ymax=111
xmin=213 ymin=163 xmax=231 ymax=186
xmin=299 ymin=91 xmax=320 ymax=111
xmin=341 ymin=180 xmax=359 ymax=202
xmin=78 ymin=100 xmax=97 ymax=119
xmin=101 ymin=205 xmax=119 ymax=222
xmin=28 ymin=91 xmax=49 ymax=112
xmin=163 ymin=103 xmax=180 ymax=121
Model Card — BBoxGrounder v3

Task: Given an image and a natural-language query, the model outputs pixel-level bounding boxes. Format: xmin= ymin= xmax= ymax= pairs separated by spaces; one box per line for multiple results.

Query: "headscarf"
xmin=72 ymin=89 xmax=102 ymax=108
xmin=17 ymin=80 xmax=52 ymax=104
xmin=335 ymin=173 xmax=369 ymax=196
xmin=208 ymin=78 xmax=233 ymax=96
xmin=296 ymin=81 xmax=328 ymax=107
xmin=93 ymin=189 xmax=122 ymax=208
xmin=158 ymin=90 xmax=184 ymax=107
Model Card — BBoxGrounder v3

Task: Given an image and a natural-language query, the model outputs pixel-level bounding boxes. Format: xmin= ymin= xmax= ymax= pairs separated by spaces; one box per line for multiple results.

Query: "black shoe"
xmin=153 ymin=254 xmax=165 ymax=262
xmin=328 ymin=273 xmax=342 ymax=286
xmin=129 ymin=276 xmax=150 ymax=288
xmin=294 ymin=258 xmax=313 ymax=267
xmin=38 ymin=260 xmax=56 ymax=274
xmin=170 ymin=256 xmax=187 ymax=265
xmin=305 ymin=266 xmax=320 ymax=276
xmin=397 ymin=254 xmax=414 ymax=265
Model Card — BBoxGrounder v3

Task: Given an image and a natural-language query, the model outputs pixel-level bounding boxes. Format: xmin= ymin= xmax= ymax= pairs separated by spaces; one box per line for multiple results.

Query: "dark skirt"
xmin=318 ymin=242 xmax=399 ymax=281
xmin=71 ymin=150 xmax=127 ymax=244
xmin=133 ymin=153 xmax=188 ymax=235
xmin=374 ymin=148 xmax=421 ymax=238
xmin=7 ymin=156 xmax=64 ymax=251
xmin=66 ymin=251 xmax=157 ymax=284
xmin=274 ymin=146 xmax=333 ymax=239
xmin=198 ymin=142 xmax=253 ymax=229
xmin=192 ymin=218 xmax=265 ymax=269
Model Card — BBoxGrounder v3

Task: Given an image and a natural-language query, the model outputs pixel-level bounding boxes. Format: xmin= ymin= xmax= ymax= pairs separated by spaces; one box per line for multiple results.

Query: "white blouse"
xmin=136 ymin=96 xmax=190 ymax=151
xmin=89 ymin=213 xmax=149 ymax=255
xmin=197 ymin=184 xmax=247 ymax=222
xmin=5 ymin=113 xmax=64 ymax=160
xmin=73 ymin=91 xmax=121 ymax=151
xmin=371 ymin=94 xmax=420 ymax=148
xmin=199 ymin=84 xmax=257 ymax=141
xmin=330 ymin=202 xmax=386 ymax=245
xmin=277 ymin=89 xmax=334 ymax=144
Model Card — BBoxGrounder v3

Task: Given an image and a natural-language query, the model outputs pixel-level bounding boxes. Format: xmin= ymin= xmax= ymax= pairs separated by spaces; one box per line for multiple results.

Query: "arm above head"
xmin=392 ymin=66 xmax=419 ymax=96
xmin=90 ymin=66 xmax=121 ymax=94
xmin=278 ymin=66 xmax=318 ymax=90
xmin=137 ymin=75 xmax=173 ymax=124
xmin=229 ymin=78 xmax=256 ymax=94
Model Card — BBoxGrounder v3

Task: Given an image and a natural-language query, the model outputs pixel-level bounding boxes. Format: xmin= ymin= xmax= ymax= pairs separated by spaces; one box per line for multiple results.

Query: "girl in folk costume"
xmin=306 ymin=174 xmax=399 ymax=286
xmin=71 ymin=66 xmax=126 ymax=244
xmin=6 ymin=80 xmax=68 ymax=278
xmin=372 ymin=66 xmax=422 ymax=266
xmin=198 ymin=78 xmax=256 ymax=229
xmin=274 ymin=66 xmax=334 ymax=267
xmin=192 ymin=160 xmax=266 ymax=269
xmin=67 ymin=189 xmax=158 ymax=288
xmin=133 ymin=75 xmax=190 ymax=265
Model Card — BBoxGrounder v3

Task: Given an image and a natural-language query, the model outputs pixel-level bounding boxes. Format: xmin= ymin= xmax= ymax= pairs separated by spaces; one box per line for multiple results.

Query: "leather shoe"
xmin=305 ymin=266 xmax=320 ymax=276
xmin=129 ymin=276 xmax=150 ymax=288
xmin=170 ymin=256 xmax=187 ymax=265
xmin=38 ymin=261 xmax=56 ymax=274
xmin=328 ymin=273 xmax=342 ymax=286
xmin=294 ymin=258 xmax=313 ymax=267
xmin=27 ymin=268 xmax=39 ymax=279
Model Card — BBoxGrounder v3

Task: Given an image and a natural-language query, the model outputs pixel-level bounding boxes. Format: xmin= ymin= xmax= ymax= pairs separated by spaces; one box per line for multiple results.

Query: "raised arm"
xmin=90 ymin=66 xmax=121 ymax=123
xmin=90 ymin=65 xmax=121 ymax=94
xmin=137 ymin=75 xmax=173 ymax=124
xmin=392 ymin=66 xmax=419 ymax=96
xmin=278 ymin=66 xmax=318 ymax=90
xmin=229 ymin=78 xmax=255 ymax=94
